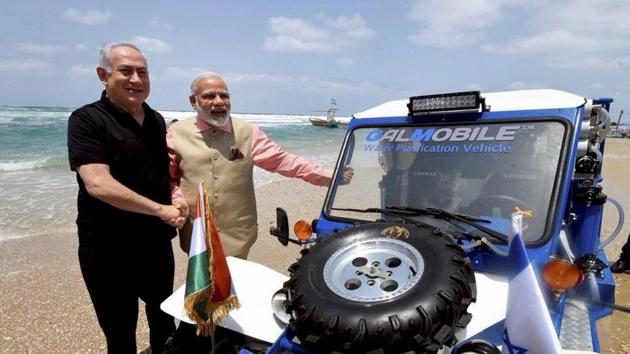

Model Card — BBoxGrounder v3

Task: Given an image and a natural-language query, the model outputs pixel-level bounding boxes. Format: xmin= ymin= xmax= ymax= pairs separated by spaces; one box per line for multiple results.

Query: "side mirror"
xmin=269 ymin=208 xmax=290 ymax=246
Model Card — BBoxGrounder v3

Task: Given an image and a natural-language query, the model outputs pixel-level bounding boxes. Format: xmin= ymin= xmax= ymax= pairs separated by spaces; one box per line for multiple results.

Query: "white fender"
xmin=160 ymin=257 xmax=288 ymax=343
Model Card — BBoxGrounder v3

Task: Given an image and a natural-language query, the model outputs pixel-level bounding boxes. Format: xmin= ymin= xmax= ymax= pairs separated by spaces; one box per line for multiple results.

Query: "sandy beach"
xmin=1 ymin=139 xmax=629 ymax=353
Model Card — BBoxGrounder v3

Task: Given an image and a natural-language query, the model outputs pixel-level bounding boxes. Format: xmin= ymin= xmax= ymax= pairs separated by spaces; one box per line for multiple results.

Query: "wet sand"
xmin=1 ymin=139 xmax=629 ymax=353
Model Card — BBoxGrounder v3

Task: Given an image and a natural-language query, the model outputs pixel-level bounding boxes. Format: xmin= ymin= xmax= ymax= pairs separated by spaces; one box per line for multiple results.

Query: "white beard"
xmin=195 ymin=105 xmax=230 ymax=127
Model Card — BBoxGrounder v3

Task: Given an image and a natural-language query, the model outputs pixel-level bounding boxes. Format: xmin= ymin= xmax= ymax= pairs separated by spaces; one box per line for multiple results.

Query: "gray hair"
xmin=190 ymin=72 xmax=225 ymax=96
xmin=98 ymin=42 xmax=143 ymax=73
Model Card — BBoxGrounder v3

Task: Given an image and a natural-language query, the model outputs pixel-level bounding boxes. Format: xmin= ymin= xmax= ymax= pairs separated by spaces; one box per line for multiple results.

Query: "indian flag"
xmin=184 ymin=181 xmax=239 ymax=336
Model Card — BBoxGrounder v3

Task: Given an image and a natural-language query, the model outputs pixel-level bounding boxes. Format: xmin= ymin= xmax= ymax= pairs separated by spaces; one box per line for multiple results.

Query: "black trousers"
xmin=621 ymin=234 xmax=630 ymax=261
xmin=79 ymin=235 xmax=176 ymax=354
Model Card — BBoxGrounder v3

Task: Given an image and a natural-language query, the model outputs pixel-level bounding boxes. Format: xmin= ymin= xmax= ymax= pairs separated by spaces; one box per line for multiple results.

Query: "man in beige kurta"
xmin=168 ymin=73 xmax=351 ymax=258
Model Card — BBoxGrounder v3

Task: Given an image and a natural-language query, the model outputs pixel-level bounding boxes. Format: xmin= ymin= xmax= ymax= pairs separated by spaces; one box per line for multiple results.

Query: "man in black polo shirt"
xmin=67 ymin=42 xmax=188 ymax=353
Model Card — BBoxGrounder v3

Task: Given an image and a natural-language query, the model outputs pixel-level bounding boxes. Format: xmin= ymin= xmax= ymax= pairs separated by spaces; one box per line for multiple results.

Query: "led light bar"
xmin=407 ymin=91 xmax=487 ymax=116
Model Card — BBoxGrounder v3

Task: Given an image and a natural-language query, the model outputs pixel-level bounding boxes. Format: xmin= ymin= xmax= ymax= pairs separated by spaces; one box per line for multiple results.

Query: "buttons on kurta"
xmin=213 ymin=175 xmax=218 ymax=180
xmin=214 ymin=193 xmax=219 ymax=198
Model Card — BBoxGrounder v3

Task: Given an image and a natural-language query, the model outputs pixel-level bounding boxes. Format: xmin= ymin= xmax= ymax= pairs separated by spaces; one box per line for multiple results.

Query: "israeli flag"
xmin=502 ymin=212 xmax=562 ymax=354
xmin=330 ymin=98 xmax=337 ymax=105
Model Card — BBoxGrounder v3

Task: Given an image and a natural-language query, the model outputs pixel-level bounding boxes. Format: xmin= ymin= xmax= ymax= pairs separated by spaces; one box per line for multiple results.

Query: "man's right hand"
xmin=77 ymin=163 xmax=190 ymax=224
xmin=157 ymin=204 xmax=183 ymax=224
xmin=167 ymin=198 xmax=189 ymax=228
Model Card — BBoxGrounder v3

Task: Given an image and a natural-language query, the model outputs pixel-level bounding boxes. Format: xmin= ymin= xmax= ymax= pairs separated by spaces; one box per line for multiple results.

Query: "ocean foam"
xmin=0 ymin=107 xmax=72 ymax=127
xmin=159 ymin=110 xmax=196 ymax=124
xmin=0 ymin=116 xmax=15 ymax=124
xmin=0 ymin=159 xmax=47 ymax=171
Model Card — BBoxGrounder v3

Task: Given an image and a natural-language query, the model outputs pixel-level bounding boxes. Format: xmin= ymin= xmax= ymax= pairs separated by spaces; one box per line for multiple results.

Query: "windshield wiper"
xmin=385 ymin=206 xmax=508 ymax=243
xmin=330 ymin=206 xmax=508 ymax=244
xmin=330 ymin=207 xmax=432 ymax=229
xmin=385 ymin=206 xmax=489 ymax=222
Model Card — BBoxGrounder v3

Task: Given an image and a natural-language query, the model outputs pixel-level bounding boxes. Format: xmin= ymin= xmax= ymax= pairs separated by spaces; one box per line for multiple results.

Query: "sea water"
xmin=0 ymin=106 xmax=347 ymax=241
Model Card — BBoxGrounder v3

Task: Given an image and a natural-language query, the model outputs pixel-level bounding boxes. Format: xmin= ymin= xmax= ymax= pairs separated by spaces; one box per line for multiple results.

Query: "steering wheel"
xmin=467 ymin=194 xmax=544 ymax=236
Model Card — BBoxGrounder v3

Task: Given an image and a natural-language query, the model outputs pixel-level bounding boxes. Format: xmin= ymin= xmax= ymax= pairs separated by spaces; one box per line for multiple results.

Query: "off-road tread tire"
xmin=284 ymin=222 xmax=477 ymax=354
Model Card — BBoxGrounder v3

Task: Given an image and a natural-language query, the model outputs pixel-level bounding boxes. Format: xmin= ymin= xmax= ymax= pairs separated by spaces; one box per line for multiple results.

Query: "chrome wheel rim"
xmin=323 ymin=238 xmax=424 ymax=302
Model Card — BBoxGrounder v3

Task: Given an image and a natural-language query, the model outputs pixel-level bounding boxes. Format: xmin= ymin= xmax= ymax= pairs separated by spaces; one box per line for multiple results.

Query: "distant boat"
xmin=309 ymin=107 xmax=339 ymax=128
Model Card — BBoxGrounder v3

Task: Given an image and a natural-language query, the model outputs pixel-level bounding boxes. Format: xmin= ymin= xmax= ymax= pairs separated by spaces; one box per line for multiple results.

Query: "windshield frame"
xmin=322 ymin=115 xmax=573 ymax=247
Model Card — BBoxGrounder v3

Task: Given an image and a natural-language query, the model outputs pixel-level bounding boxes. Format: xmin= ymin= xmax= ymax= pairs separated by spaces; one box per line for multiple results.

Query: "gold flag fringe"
xmin=184 ymin=292 xmax=240 ymax=336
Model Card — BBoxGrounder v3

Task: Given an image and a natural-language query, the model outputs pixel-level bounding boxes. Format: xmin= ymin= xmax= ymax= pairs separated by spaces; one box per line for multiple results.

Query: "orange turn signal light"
xmin=294 ymin=220 xmax=313 ymax=241
xmin=542 ymin=259 xmax=584 ymax=293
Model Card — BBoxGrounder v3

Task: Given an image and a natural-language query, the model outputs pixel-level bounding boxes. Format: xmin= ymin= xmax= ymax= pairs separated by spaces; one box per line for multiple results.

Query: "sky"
xmin=1 ymin=0 xmax=629 ymax=120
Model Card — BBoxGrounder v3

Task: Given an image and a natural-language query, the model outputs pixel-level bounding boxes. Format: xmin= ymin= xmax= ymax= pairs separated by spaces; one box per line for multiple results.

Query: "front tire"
xmin=285 ymin=222 xmax=476 ymax=354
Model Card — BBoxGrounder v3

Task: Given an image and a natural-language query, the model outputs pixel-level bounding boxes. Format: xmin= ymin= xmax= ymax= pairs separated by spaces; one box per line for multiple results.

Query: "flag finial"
xmin=512 ymin=206 xmax=534 ymax=219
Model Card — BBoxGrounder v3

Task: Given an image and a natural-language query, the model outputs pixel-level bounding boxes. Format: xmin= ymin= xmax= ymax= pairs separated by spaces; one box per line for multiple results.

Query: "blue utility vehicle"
xmin=245 ymin=89 xmax=624 ymax=353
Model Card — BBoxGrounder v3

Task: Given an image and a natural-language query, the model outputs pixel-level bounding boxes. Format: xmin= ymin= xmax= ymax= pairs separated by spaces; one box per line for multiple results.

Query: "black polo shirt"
xmin=67 ymin=91 xmax=175 ymax=243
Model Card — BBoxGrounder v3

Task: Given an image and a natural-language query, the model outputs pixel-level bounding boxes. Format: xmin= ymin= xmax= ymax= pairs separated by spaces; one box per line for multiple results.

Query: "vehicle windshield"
xmin=326 ymin=120 xmax=566 ymax=243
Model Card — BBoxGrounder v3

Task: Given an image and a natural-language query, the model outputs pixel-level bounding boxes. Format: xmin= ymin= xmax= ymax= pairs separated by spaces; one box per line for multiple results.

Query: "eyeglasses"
xmin=200 ymin=91 xmax=231 ymax=100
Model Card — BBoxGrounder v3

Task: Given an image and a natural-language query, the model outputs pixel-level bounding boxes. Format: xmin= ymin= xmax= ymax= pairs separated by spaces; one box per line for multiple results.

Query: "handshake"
xmin=157 ymin=197 xmax=190 ymax=229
